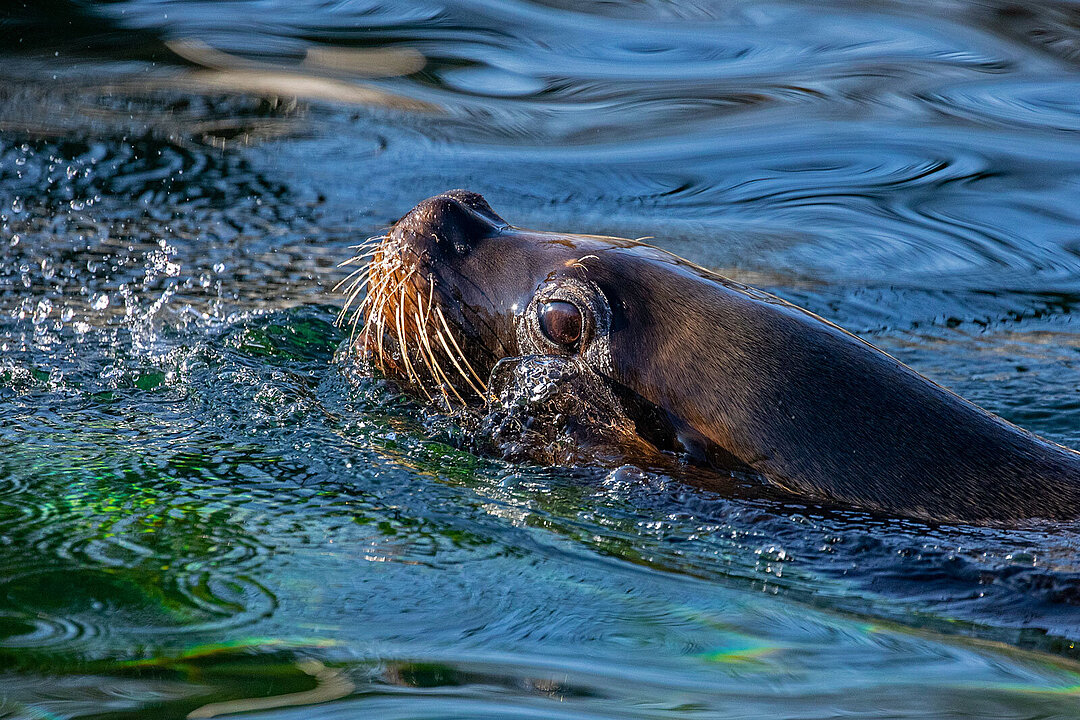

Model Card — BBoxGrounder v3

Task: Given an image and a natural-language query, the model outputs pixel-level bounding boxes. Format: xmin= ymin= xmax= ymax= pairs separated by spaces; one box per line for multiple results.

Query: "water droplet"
xmin=33 ymin=299 xmax=52 ymax=325
xmin=90 ymin=293 xmax=109 ymax=311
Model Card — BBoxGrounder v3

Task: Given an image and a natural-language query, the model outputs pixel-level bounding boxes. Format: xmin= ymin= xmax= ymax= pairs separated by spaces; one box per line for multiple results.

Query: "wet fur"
xmin=346 ymin=190 xmax=1080 ymax=523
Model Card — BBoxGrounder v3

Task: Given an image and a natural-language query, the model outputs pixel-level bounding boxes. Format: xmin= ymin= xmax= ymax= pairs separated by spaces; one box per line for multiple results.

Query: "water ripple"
xmin=3 ymin=0 xmax=1080 ymax=716
xmin=925 ymin=77 xmax=1080 ymax=132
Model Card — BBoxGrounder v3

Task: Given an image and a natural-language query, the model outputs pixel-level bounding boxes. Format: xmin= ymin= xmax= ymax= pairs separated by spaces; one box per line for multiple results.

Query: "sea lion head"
xmin=341 ymin=189 xmax=716 ymax=467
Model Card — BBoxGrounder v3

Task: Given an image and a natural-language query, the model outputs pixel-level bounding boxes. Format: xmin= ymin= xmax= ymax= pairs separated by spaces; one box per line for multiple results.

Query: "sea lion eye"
xmin=538 ymin=301 xmax=582 ymax=347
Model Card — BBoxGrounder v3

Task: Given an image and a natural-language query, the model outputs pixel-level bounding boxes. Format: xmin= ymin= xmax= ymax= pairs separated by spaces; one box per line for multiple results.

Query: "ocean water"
xmin=1 ymin=1 xmax=1080 ymax=717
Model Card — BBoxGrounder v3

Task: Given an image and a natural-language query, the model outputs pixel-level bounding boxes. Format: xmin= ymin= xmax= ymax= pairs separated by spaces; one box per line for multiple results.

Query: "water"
xmin=2 ymin=0 xmax=1080 ymax=717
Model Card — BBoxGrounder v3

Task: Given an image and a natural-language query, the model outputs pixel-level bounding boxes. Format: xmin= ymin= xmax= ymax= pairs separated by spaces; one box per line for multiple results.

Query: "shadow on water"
xmin=1 ymin=0 xmax=1080 ymax=717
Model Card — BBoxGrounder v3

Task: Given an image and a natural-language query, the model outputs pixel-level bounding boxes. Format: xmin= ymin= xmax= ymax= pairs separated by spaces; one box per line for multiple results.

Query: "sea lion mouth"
xmin=335 ymin=190 xmax=503 ymax=409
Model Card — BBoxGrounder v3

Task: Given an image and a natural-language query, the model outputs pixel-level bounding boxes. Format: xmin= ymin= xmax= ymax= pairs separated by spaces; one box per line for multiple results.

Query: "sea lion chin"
xmin=340 ymin=189 xmax=1080 ymax=523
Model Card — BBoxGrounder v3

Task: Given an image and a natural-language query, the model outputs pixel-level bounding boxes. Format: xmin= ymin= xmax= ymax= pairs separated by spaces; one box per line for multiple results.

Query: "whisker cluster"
xmin=335 ymin=232 xmax=490 ymax=410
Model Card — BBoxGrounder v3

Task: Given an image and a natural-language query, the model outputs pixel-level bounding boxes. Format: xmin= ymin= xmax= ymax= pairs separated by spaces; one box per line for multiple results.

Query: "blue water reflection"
xmin=1 ymin=0 xmax=1080 ymax=717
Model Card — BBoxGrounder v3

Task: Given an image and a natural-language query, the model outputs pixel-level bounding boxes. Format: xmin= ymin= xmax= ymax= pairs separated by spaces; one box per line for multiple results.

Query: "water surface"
xmin=2 ymin=1 xmax=1080 ymax=717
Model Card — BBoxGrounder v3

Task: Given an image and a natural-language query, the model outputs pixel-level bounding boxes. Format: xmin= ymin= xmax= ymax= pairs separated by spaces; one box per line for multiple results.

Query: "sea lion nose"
xmin=397 ymin=190 xmax=507 ymax=256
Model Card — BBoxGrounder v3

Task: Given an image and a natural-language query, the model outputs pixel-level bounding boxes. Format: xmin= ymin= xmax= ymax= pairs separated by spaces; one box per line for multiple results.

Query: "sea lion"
xmin=339 ymin=190 xmax=1080 ymax=522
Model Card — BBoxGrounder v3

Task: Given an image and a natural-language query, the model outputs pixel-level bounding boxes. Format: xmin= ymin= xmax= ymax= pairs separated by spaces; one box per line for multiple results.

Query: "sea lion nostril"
xmin=400 ymin=191 xmax=507 ymax=256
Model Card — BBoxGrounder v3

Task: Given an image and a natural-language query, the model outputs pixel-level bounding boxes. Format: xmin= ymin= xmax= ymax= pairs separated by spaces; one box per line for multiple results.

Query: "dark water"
xmin=2 ymin=0 xmax=1080 ymax=717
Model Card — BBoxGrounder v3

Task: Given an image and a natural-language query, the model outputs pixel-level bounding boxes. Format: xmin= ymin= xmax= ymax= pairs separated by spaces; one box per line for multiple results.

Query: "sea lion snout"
xmin=393 ymin=190 xmax=507 ymax=257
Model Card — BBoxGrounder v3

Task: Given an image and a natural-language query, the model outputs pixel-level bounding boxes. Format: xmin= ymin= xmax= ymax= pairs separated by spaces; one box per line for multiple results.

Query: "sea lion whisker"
xmin=349 ymin=234 xmax=388 ymax=249
xmin=405 ymin=278 xmax=449 ymax=406
xmin=399 ymin=271 xmax=423 ymax=387
xmin=412 ymin=280 xmax=438 ymax=372
xmin=368 ymin=267 xmax=409 ymax=371
xmin=409 ymin=297 xmax=438 ymax=381
xmin=350 ymin=290 xmax=376 ymax=352
xmin=332 ymin=265 xmax=368 ymax=293
xmin=343 ymin=270 xmax=372 ymax=301
xmin=346 ymin=263 xmax=372 ymax=288
xmin=394 ymin=272 xmax=431 ymax=400
xmin=430 ymin=327 xmax=467 ymax=408
xmin=566 ymin=253 xmax=600 ymax=272
xmin=431 ymin=312 xmax=481 ymax=400
xmin=425 ymin=275 xmax=436 ymax=324
xmin=345 ymin=234 xmax=388 ymax=253
xmin=342 ymin=269 xmax=378 ymax=321
xmin=344 ymin=266 xmax=392 ymax=341
xmin=335 ymin=259 xmax=375 ymax=312
xmin=413 ymin=289 xmax=455 ymax=409
xmin=345 ymin=273 xmax=373 ymax=310
xmin=419 ymin=284 xmax=462 ymax=410
xmin=415 ymin=278 xmax=444 ymax=365
xmin=347 ymin=276 xmax=382 ymax=324
xmin=346 ymin=300 xmax=367 ymax=347
xmin=406 ymin=288 xmax=465 ymax=407
xmin=373 ymin=266 xmax=407 ymax=328
xmin=336 ymin=273 xmax=372 ymax=330
xmin=339 ymin=243 xmax=380 ymax=260
xmin=411 ymin=309 xmax=443 ymax=397
xmin=337 ymin=251 xmax=376 ymax=268
xmin=338 ymin=241 xmax=384 ymax=267
xmin=376 ymin=267 xmax=417 ymax=369
xmin=337 ymin=288 xmax=365 ymax=331
xmin=435 ymin=305 xmax=488 ymax=393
